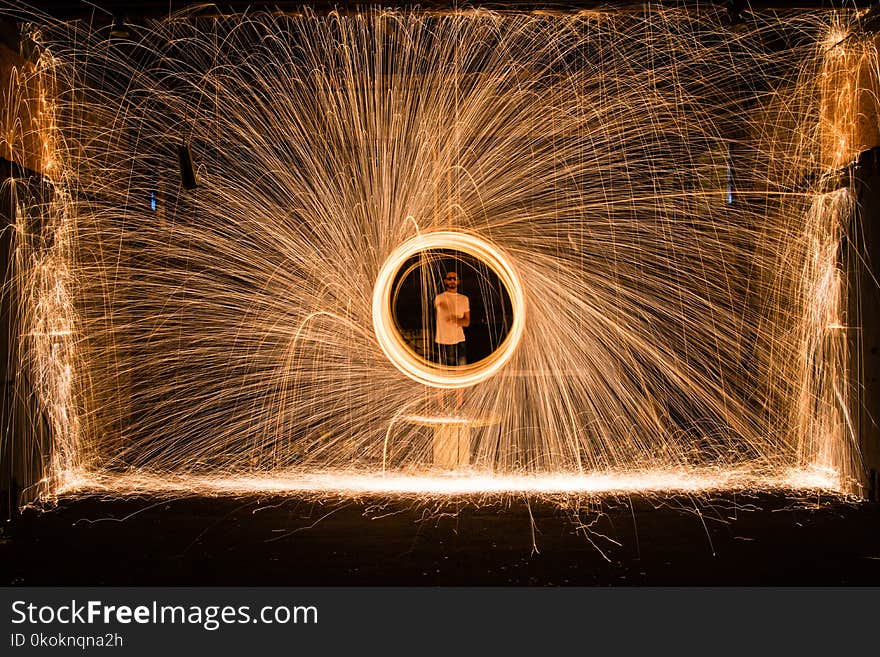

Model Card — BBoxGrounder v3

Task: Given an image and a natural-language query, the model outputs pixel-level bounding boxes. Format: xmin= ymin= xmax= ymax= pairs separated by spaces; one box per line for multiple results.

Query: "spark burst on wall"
xmin=2 ymin=3 xmax=871 ymax=497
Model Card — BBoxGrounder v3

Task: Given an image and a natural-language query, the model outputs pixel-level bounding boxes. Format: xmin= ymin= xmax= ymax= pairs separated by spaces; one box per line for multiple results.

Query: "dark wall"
xmin=1 ymin=158 xmax=17 ymax=517
xmin=852 ymin=148 xmax=880 ymax=500
xmin=0 ymin=158 xmax=53 ymax=518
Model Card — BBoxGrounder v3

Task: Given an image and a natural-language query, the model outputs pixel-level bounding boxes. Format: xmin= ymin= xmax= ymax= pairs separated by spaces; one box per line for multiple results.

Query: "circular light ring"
xmin=373 ymin=230 xmax=525 ymax=389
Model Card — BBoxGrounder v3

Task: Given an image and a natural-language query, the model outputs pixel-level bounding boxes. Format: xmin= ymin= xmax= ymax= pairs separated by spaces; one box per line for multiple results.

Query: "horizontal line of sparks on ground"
xmin=52 ymin=465 xmax=843 ymax=498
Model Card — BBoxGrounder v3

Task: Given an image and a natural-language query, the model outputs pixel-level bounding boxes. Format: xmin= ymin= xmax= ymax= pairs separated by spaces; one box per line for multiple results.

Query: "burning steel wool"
xmin=1 ymin=4 xmax=872 ymax=499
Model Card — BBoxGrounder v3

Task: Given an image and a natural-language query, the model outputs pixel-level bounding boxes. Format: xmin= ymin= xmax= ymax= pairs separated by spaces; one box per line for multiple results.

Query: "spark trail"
xmin=1 ymin=4 xmax=868 ymax=497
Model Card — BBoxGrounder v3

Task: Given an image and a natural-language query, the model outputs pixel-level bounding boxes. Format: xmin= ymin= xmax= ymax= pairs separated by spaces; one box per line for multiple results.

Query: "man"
xmin=434 ymin=270 xmax=470 ymax=367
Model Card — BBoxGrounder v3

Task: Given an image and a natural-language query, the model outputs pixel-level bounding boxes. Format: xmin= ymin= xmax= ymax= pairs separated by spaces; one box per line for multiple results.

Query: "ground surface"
xmin=2 ymin=491 xmax=879 ymax=585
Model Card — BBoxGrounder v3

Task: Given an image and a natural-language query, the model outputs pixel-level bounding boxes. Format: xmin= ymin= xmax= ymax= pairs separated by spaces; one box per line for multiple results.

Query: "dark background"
xmin=1 ymin=0 xmax=879 ymax=587
xmin=16 ymin=1 xmax=880 ymax=21
xmin=392 ymin=249 xmax=513 ymax=364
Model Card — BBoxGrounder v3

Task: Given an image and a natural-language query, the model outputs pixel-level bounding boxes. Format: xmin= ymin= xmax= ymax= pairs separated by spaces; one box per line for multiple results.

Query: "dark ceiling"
xmin=12 ymin=1 xmax=873 ymax=22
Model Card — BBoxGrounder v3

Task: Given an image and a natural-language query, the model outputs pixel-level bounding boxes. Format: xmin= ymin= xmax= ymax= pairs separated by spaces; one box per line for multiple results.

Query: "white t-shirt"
xmin=434 ymin=291 xmax=469 ymax=344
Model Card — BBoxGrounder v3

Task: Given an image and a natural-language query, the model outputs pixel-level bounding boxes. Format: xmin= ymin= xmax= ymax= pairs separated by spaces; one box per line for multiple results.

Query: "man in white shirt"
xmin=434 ymin=271 xmax=470 ymax=367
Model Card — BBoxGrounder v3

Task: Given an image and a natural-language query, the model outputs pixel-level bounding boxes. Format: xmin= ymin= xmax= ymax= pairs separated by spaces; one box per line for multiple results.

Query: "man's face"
xmin=444 ymin=273 xmax=459 ymax=291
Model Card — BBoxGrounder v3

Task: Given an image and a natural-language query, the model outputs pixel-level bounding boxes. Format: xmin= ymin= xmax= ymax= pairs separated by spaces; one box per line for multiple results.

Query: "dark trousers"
xmin=436 ymin=342 xmax=467 ymax=366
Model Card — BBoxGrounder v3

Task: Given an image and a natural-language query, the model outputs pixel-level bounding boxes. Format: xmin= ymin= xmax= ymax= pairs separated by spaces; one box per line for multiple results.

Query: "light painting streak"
xmin=55 ymin=466 xmax=841 ymax=498
xmin=372 ymin=230 xmax=525 ymax=388
xmin=1 ymin=3 xmax=874 ymax=500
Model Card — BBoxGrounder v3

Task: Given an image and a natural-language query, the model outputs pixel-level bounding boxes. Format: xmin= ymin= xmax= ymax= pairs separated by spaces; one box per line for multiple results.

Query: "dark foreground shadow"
xmin=2 ymin=492 xmax=879 ymax=585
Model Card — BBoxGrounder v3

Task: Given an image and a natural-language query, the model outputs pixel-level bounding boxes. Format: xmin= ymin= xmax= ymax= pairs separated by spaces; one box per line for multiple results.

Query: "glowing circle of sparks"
xmin=372 ymin=231 xmax=525 ymax=389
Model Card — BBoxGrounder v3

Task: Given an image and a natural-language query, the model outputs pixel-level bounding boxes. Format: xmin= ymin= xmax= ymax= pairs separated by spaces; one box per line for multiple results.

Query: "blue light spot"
xmin=726 ymin=165 xmax=733 ymax=205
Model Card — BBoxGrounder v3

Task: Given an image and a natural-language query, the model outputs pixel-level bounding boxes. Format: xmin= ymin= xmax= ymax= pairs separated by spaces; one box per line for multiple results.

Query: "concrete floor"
xmin=2 ymin=491 xmax=879 ymax=585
